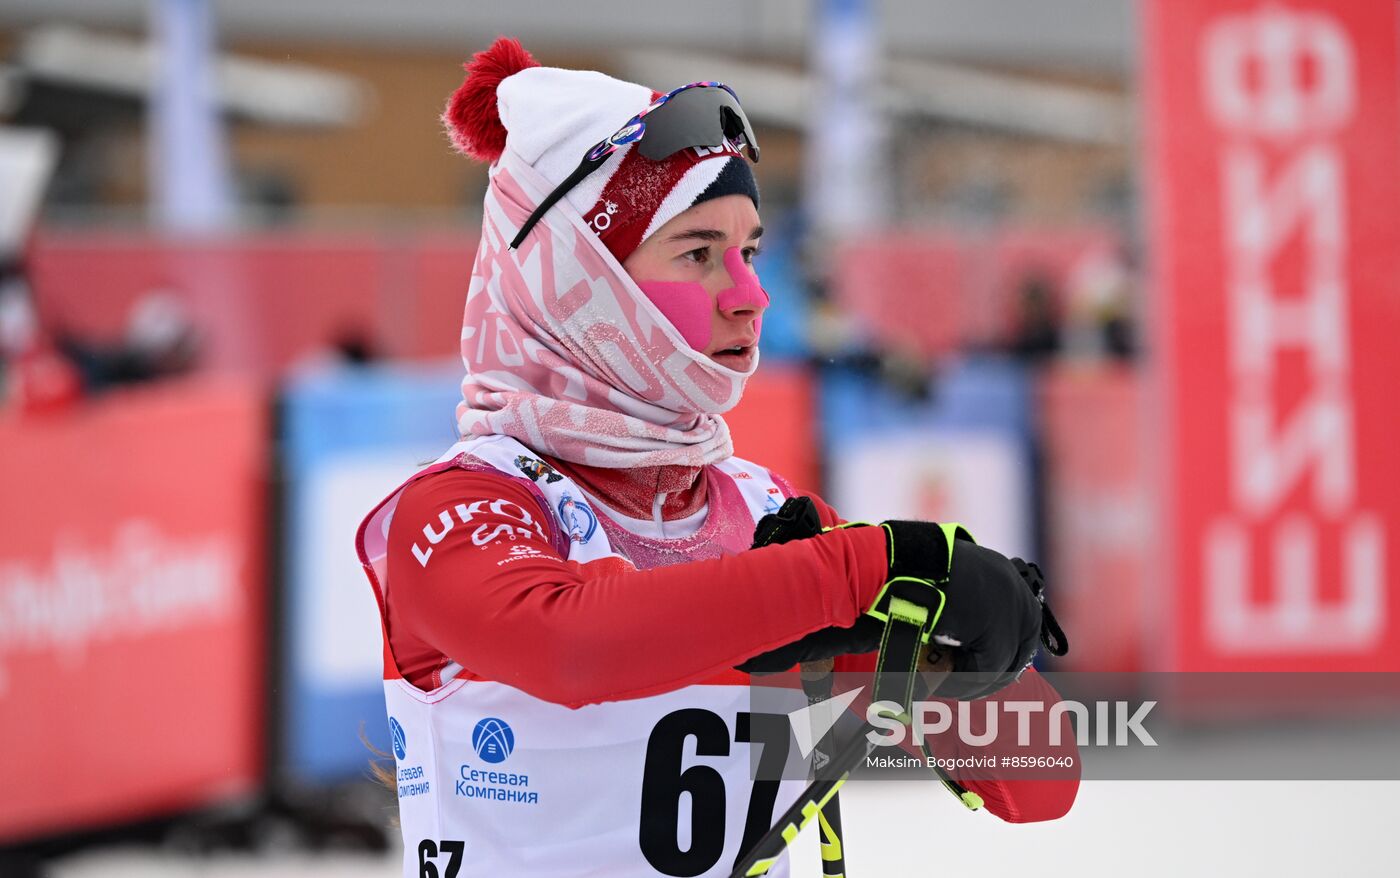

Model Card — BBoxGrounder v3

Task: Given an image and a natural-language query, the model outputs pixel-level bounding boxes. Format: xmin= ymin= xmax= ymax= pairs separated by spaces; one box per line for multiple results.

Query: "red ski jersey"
xmin=383 ymin=459 xmax=1078 ymax=823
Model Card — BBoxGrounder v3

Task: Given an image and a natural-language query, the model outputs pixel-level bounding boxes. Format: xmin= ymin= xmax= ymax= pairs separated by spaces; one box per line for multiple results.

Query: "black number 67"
xmin=639 ymin=710 xmax=792 ymax=877
xmin=418 ymin=838 xmax=465 ymax=878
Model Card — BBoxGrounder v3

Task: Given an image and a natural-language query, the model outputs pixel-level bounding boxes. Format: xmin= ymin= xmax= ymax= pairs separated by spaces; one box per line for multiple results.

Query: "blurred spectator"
xmin=806 ymin=288 xmax=932 ymax=401
xmin=289 ymin=323 xmax=381 ymax=374
xmin=0 ymin=260 xmax=33 ymax=356
xmin=56 ymin=287 xmax=201 ymax=391
xmin=125 ymin=290 xmax=200 ymax=374
xmin=330 ymin=325 xmax=377 ymax=365
xmin=0 ymin=257 xmax=83 ymax=413
xmin=1010 ymin=271 xmax=1062 ymax=361
xmin=1062 ymin=243 xmax=1135 ymax=360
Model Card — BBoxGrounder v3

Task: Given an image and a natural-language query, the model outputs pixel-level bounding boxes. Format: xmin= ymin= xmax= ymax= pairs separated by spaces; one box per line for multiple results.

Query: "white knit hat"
xmin=443 ymin=38 xmax=758 ymax=262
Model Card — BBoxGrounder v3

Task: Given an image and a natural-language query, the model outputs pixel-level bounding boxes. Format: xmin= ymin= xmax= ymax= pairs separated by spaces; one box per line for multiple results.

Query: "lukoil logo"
xmin=389 ymin=716 xmax=407 ymax=760
xmin=411 ymin=498 xmax=547 ymax=567
xmin=472 ymin=717 xmax=515 ymax=764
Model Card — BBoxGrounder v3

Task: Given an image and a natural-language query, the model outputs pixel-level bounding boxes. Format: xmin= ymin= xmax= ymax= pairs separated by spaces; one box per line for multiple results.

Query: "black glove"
xmin=1011 ymin=556 xmax=1068 ymax=658
xmin=735 ymin=501 xmax=1068 ymax=695
xmin=874 ymin=521 xmax=1067 ymax=699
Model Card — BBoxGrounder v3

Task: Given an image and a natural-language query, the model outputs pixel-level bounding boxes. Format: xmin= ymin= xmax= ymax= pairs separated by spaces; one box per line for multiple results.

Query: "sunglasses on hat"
xmin=509 ymin=81 xmax=760 ymax=250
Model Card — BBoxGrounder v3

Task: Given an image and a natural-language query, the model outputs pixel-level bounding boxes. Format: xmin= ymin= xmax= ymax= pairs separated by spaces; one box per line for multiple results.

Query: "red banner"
xmin=833 ymin=233 xmax=968 ymax=359
xmin=26 ymin=233 xmax=477 ymax=375
xmin=1039 ymin=365 xmax=1148 ymax=673
xmin=0 ymin=378 xmax=267 ymax=841
xmin=832 ymin=228 xmax=1121 ymax=361
xmin=1144 ymin=0 xmax=1400 ymax=671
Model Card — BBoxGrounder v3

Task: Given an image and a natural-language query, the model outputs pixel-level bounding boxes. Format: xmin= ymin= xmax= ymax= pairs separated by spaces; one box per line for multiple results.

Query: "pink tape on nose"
xmin=635 ymin=248 xmax=769 ymax=352
xmin=716 ymin=248 xmax=769 ymax=309
xmin=716 ymin=248 xmax=769 ymax=347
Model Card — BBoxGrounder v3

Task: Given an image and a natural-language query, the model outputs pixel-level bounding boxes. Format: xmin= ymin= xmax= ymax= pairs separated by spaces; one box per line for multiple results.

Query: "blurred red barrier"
xmin=1145 ymin=0 xmax=1400 ymax=671
xmin=723 ymin=362 xmax=820 ymax=495
xmin=1039 ymin=364 xmax=1148 ymax=672
xmin=0 ymin=377 xmax=268 ymax=842
xmin=26 ymin=232 xmax=478 ymax=376
xmin=831 ymin=227 xmax=1120 ymax=360
xmin=982 ymin=227 xmax=1121 ymax=343
xmin=402 ymin=233 xmax=480 ymax=361
xmin=832 ymin=232 xmax=968 ymax=358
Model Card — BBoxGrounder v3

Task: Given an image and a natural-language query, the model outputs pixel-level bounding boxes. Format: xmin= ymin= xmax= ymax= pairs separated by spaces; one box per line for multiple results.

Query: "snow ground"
xmin=47 ymin=781 xmax=1399 ymax=877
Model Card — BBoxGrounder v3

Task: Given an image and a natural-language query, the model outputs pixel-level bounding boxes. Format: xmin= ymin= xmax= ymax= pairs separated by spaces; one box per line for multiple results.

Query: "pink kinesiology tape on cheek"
xmin=636 ymin=247 xmax=770 ymax=351
xmin=636 ymin=278 xmax=714 ymax=350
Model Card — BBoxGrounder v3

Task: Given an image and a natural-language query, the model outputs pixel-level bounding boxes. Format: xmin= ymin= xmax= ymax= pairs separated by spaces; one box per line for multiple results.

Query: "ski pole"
xmin=799 ymin=659 xmax=848 ymax=878
xmin=730 ymin=707 xmax=888 ymax=878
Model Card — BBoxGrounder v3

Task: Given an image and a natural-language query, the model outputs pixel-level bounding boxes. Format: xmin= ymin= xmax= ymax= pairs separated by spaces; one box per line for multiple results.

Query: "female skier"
xmin=357 ymin=38 xmax=1078 ymax=878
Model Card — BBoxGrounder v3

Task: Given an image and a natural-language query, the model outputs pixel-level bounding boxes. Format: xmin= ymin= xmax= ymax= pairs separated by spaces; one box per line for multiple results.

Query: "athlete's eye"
xmin=742 ymin=245 xmax=763 ymax=264
xmin=682 ymin=247 xmax=710 ymax=265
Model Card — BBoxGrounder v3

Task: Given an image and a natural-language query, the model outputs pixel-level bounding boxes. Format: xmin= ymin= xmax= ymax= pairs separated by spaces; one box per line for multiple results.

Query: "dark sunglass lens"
xmin=719 ymin=106 xmax=759 ymax=162
xmin=635 ymin=88 xmax=759 ymax=162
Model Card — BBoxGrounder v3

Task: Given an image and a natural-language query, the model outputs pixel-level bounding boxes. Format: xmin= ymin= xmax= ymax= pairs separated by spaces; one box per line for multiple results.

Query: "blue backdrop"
xmin=279 ymin=363 xmax=462 ymax=784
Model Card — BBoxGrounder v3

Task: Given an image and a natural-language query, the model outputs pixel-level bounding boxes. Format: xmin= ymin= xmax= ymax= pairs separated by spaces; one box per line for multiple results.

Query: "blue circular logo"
xmin=557 ymin=492 xmax=598 ymax=544
xmin=389 ymin=716 xmax=407 ymax=761
xmin=471 ymin=717 xmax=515 ymax=764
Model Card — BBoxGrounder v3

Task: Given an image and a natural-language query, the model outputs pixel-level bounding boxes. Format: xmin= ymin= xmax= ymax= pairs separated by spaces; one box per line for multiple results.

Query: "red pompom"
xmin=442 ymin=37 xmax=540 ymax=162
